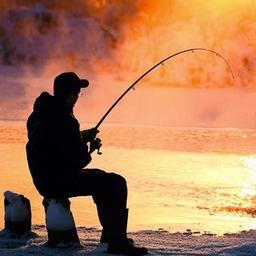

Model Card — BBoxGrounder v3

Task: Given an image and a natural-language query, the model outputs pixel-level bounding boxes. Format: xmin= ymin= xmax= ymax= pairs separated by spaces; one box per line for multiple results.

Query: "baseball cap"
xmin=53 ymin=72 xmax=89 ymax=97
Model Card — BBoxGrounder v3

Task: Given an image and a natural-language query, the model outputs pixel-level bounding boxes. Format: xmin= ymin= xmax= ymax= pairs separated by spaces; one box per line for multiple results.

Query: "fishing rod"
xmin=95 ymin=48 xmax=235 ymax=130
xmin=91 ymin=48 xmax=235 ymax=154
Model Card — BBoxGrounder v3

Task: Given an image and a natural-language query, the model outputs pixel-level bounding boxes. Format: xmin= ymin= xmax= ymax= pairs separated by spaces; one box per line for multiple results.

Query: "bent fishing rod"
xmin=94 ymin=48 xmax=235 ymax=131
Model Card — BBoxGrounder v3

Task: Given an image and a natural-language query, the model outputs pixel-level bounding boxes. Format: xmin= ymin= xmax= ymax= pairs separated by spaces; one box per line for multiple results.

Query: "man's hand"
xmin=81 ymin=128 xmax=99 ymax=143
xmin=89 ymin=138 xmax=102 ymax=154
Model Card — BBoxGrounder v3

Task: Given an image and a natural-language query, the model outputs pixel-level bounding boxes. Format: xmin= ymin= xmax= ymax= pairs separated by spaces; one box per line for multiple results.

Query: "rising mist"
xmin=0 ymin=0 xmax=256 ymax=128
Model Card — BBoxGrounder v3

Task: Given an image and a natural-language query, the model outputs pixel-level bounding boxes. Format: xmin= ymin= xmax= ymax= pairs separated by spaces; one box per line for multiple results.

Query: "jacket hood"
xmin=33 ymin=92 xmax=72 ymax=116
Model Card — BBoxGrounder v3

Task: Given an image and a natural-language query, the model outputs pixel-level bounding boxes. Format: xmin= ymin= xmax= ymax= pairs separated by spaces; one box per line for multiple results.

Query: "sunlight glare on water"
xmin=240 ymin=157 xmax=256 ymax=196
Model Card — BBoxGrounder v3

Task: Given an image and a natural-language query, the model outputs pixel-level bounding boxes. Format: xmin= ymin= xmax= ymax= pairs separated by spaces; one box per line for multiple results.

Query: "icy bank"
xmin=1 ymin=225 xmax=256 ymax=255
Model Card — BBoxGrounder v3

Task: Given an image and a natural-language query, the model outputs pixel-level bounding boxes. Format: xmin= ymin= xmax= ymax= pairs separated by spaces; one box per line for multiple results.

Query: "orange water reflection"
xmin=1 ymin=126 xmax=256 ymax=235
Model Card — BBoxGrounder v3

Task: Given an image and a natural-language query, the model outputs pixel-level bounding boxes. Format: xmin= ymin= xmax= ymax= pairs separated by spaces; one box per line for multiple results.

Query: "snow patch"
xmin=46 ymin=199 xmax=75 ymax=231
xmin=1 ymin=226 xmax=256 ymax=255
xmin=4 ymin=191 xmax=29 ymax=222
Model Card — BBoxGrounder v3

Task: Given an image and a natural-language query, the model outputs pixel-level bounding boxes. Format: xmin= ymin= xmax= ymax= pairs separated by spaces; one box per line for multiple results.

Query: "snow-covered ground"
xmin=1 ymin=226 xmax=256 ymax=255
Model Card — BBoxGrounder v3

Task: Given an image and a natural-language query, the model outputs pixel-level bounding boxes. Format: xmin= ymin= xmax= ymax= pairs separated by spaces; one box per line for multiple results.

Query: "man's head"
xmin=53 ymin=72 xmax=89 ymax=106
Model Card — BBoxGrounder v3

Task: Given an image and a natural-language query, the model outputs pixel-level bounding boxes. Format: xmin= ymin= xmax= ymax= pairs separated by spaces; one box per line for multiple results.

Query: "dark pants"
xmin=64 ymin=169 xmax=128 ymax=209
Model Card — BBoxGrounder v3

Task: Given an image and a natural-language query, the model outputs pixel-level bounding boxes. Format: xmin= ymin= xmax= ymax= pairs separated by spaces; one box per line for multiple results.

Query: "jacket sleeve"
xmin=66 ymin=118 xmax=92 ymax=169
xmin=53 ymin=115 xmax=92 ymax=170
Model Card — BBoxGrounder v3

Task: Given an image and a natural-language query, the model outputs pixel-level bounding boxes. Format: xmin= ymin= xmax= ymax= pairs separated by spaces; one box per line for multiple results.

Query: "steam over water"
xmin=0 ymin=0 xmax=255 ymax=86
xmin=1 ymin=1 xmax=256 ymax=127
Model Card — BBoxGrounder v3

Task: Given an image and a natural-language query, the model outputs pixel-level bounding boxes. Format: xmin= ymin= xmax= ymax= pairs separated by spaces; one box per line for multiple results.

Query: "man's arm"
xmin=81 ymin=128 xmax=99 ymax=143
xmin=81 ymin=128 xmax=102 ymax=154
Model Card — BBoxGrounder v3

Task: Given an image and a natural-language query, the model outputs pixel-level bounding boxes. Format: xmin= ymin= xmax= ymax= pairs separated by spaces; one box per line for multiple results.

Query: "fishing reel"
xmin=89 ymin=137 xmax=102 ymax=155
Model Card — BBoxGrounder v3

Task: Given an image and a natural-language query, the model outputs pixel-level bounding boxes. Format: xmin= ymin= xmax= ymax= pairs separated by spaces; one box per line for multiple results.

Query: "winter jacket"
xmin=26 ymin=92 xmax=91 ymax=197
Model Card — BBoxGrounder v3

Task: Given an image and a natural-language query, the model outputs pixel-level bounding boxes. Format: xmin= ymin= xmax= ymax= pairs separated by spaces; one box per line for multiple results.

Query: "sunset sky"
xmin=0 ymin=0 xmax=256 ymax=127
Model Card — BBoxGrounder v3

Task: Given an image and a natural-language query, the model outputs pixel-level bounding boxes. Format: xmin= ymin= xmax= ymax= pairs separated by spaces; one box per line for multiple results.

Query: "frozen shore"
xmin=1 ymin=225 xmax=256 ymax=255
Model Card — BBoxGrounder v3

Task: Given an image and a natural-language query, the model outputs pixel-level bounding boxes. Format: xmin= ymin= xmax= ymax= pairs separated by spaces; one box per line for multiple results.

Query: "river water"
xmin=1 ymin=121 xmax=256 ymax=235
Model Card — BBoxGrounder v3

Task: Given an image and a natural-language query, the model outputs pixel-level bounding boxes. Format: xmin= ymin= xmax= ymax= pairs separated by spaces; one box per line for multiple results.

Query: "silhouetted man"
xmin=26 ymin=72 xmax=148 ymax=255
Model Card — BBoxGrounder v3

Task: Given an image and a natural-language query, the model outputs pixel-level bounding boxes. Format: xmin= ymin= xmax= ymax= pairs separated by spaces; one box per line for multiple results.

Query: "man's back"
xmin=26 ymin=91 xmax=91 ymax=197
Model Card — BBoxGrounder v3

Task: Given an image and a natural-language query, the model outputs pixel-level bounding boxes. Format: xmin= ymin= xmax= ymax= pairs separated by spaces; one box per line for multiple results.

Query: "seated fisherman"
xmin=26 ymin=72 xmax=148 ymax=256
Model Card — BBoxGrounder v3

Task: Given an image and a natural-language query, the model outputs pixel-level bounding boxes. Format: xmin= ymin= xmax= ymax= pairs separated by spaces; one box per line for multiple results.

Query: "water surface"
xmin=1 ymin=121 xmax=256 ymax=234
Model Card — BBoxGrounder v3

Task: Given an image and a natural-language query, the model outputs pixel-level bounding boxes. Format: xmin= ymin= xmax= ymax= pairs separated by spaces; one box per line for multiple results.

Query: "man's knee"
xmin=93 ymin=172 xmax=128 ymax=207
xmin=110 ymin=173 xmax=127 ymax=185
xmin=109 ymin=173 xmax=127 ymax=190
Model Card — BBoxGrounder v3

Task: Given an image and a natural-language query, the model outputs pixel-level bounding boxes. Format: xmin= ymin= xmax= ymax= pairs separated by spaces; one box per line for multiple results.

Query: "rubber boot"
xmin=106 ymin=208 xmax=148 ymax=255
xmin=96 ymin=205 xmax=108 ymax=243
xmin=97 ymin=205 xmax=134 ymax=244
